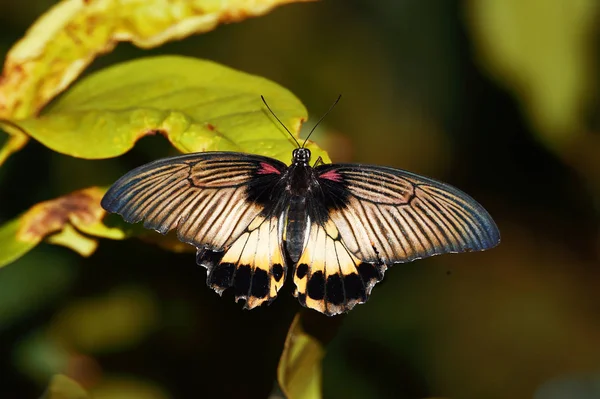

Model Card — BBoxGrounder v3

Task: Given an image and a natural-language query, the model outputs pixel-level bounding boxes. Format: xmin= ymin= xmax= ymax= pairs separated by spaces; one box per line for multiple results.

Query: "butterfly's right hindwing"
xmin=292 ymin=212 xmax=384 ymax=316
xmin=101 ymin=152 xmax=289 ymax=308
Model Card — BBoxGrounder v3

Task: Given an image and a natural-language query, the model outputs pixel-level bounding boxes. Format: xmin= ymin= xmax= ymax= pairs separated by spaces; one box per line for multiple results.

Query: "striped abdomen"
xmin=284 ymin=196 xmax=309 ymax=263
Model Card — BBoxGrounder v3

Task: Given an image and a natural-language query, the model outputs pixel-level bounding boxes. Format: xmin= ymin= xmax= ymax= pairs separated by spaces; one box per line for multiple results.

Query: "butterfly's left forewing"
xmin=101 ymin=152 xmax=289 ymax=308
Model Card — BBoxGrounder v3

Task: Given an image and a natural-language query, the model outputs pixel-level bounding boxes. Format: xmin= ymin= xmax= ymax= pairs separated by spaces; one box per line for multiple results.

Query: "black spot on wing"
xmin=250 ymin=269 xmax=269 ymax=299
xmin=326 ymin=275 xmax=344 ymax=305
xmin=358 ymin=262 xmax=383 ymax=282
xmin=307 ymin=271 xmax=325 ymax=300
xmin=196 ymin=248 xmax=225 ymax=269
xmin=234 ymin=265 xmax=252 ymax=297
xmin=272 ymin=263 xmax=284 ymax=282
xmin=296 ymin=263 xmax=309 ymax=279
xmin=298 ymin=293 xmax=307 ymax=306
xmin=344 ymin=273 xmax=366 ymax=301
xmin=209 ymin=262 xmax=235 ymax=289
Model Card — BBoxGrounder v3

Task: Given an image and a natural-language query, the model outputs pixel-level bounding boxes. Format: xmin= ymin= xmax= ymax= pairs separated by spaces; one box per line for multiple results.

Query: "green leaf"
xmin=10 ymin=55 xmax=328 ymax=164
xmin=0 ymin=126 xmax=28 ymax=166
xmin=0 ymin=0 xmax=315 ymax=165
xmin=278 ymin=313 xmax=325 ymax=399
xmin=0 ymin=217 xmax=38 ymax=270
xmin=42 ymin=375 xmax=90 ymax=399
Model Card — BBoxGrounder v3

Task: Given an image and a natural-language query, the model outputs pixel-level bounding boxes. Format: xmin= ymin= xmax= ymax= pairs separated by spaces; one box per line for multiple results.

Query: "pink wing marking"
xmin=258 ymin=162 xmax=281 ymax=175
xmin=319 ymin=169 xmax=343 ymax=182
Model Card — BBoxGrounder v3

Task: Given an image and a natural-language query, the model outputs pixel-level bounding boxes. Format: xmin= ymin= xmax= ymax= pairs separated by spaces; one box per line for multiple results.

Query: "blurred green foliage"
xmin=1 ymin=1 xmax=599 ymax=399
xmin=42 ymin=375 xmax=90 ymax=399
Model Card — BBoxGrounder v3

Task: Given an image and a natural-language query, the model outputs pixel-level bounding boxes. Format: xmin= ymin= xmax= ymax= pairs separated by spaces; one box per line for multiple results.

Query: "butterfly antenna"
xmin=302 ymin=94 xmax=342 ymax=148
xmin=261 ymin=95 xmax=301 ymax=148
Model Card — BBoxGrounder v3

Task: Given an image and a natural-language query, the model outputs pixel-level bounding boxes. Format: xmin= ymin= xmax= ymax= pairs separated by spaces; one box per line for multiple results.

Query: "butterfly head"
xmin=292 ymin=148 xmax=311 ymax=165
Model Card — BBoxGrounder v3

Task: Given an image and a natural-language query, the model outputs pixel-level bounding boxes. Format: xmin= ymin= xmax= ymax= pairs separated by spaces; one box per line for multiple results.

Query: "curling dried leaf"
xmin=46 ymin=224 xmax=99 ymax=257
xmin=0 ymin=184 xmax=226 ymax=267
xmin=10 ymin=55 xmax=328 ymax=164
xmin=0 ymin=0 xmax=316 ymax=165
xmin=278 ymin=313 xmax=325 ymax=399
xmin=42 ymin=375 xmax=90 ymax=399
xmin=0 ymin=187 xmax=125 ymax=268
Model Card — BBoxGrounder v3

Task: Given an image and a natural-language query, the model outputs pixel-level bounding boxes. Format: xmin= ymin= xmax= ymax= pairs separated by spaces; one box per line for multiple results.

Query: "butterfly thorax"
xmin=285 ymin=163 xmax=313 ymax=195
xmin=284 ymin=148 xmax=315 ymax=196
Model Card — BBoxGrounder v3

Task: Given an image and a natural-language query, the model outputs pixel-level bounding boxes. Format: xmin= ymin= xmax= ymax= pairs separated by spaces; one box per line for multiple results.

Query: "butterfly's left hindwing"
xmin=200 ymin=211 xmax=287 ymax=308
xmin=101 ymin=152 xmax=289 ymax=308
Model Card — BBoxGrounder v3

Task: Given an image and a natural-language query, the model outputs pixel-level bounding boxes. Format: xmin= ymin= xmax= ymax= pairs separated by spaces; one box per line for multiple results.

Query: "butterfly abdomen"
xmin=283 ymin=196 xmax=309 ymax=263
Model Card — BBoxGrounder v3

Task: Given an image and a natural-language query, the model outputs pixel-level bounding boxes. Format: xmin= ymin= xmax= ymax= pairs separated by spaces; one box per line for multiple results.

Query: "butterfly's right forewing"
xmin=315 ymin=164 xmax=500 ymax=265
xmin=101 ymin=152 xmax=289 ymax=308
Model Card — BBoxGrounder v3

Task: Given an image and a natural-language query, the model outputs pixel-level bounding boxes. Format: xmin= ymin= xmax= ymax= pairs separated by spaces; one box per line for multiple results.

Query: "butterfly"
xmin=101 ymin=97 xmax=500 ymax=316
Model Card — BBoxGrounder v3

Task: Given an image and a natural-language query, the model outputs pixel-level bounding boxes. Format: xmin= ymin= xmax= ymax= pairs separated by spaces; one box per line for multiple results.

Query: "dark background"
xmin=0 ymin=1 xmax=599 ymax=398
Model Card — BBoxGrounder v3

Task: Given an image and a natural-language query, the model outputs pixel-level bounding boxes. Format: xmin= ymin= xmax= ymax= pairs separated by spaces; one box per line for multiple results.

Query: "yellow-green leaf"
xmin=464 ymin=0 xmax=597 ymax=149
xmin=0 ymin=0 xmax=315 ymax=165
xmin=0 ymin=125 xmax=29 ymax=166
xmin=278 ymin=313 xmax=325 ymax=399
xmin=46 ymin=224 xmax=100 ymax=257
xmin=0 ymin=217 xmax=39 ymax=269
xmin=0 ymin=187 xmax=125 ymax=268
xmin=10 ymin=55 xmax=329 ymax=164
xmin=42 ymin=375 xmax=90 ymax=399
